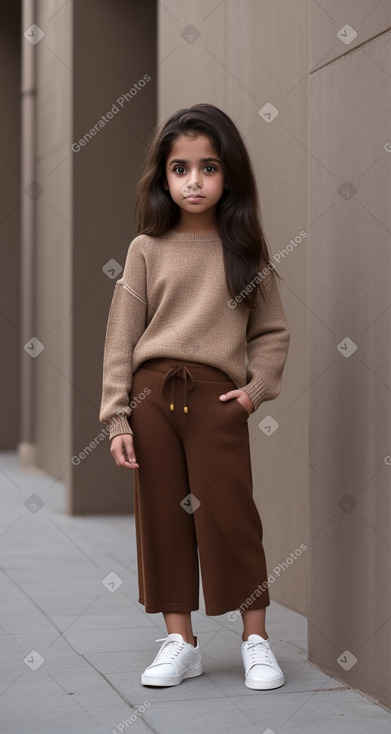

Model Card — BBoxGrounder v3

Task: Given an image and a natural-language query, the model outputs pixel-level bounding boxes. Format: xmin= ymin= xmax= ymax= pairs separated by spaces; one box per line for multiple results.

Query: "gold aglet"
xmin=184 ymin=406 xmax=189 ymax=413
xmin=169 ymin=403 xmax=174 ymax=412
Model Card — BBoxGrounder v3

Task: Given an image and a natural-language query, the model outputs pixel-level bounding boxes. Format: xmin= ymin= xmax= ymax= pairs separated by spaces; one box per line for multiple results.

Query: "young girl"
xmin=99 ymin=103 xmax=290 ymax=691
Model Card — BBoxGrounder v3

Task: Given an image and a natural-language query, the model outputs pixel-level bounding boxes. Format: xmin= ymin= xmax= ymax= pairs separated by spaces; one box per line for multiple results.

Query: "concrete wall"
xmin=158 ymin=0 xmax=310 ymax=616
xmin=71 ymin=0 xmax=156 ymax=513
xmin=0 ymin=1 xmax=21 ymax=449
xmin=308 ymin=0 xmax=391 ymax=710
xmin=7 ymin=0 xmax=391 ymax=709
xmin=21 ymin=0 xmax=157 ymax=513
xmin=33 ymin=0 xmax=73 ymax=502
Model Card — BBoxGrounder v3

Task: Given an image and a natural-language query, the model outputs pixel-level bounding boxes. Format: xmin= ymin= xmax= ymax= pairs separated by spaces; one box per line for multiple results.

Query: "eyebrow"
xmin=169 ymin=157 xmax=220 ymax=166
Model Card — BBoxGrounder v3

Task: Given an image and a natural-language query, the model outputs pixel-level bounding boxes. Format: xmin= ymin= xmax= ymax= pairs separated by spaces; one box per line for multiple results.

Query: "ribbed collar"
xmin=163 ymin=229 xmax=221 ymax=242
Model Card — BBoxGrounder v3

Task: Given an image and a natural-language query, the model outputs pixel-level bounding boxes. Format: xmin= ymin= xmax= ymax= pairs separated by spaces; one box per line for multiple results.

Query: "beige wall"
xmin=34 ymin=0 xmax=73 ymax=499
xmin=308 ymin=1 xmax=391 ymax=710
xmin=158 ymin=0 xmax=310 ymax=616
xmin=19 ymin=0 xmax=157 ymax=513
xmin=10 ymin=0 xmax=390 ymax=709
xmin=71 ymin=0 xmax=156 ymax=513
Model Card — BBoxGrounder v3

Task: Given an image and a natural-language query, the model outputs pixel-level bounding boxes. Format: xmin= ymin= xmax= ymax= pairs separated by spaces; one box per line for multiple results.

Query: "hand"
xmin=219 ymin=389 xmax=255 ymax=414
xmin=110 ymin=434 xmax=139 ymax=469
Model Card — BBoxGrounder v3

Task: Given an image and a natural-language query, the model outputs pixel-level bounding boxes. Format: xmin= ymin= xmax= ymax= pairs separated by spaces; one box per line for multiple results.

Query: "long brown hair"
xmin=134 ymin=103 xmax=283 ymax=307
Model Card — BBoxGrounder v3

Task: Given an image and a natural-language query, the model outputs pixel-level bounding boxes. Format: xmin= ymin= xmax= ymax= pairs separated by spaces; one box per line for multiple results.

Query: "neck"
xmin=174 ymin=211 xmax=219 ymax=234
xmin=171 ymin=227 xmax=218 ymax=234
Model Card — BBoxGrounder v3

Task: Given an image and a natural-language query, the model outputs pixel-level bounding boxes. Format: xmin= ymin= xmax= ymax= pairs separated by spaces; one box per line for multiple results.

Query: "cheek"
xmin=167 ymin=176 xmax=180 ymax=194
xmin=213 ymin=176 xmax=225 ymax=195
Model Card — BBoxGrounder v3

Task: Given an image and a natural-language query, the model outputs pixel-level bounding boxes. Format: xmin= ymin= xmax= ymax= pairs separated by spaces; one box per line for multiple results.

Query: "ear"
xmin=163 ymin=180 xmax=169 ymax=190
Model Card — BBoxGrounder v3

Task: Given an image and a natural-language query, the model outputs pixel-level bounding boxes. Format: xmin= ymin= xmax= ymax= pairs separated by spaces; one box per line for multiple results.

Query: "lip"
xmin=186 ymin=195 xmax=204 ymax=201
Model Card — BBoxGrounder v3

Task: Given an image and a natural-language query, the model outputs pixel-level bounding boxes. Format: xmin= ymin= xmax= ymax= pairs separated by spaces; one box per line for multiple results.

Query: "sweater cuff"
xmin=239 ymin=379 xmax=267 ymax=411
xmin=108 ymin=416 xmax=133 ymax=441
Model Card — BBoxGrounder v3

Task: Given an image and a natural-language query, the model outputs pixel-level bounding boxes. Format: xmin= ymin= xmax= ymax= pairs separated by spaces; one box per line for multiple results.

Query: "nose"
xmin=187 ymin=178 xmax=200 ymax=190
xmin=179 ymin=170 xmax=202 ymax=197
xmin=186 ymin=180 xmax=202 ymax=197
xmin=187 ymin=167 xmax=202 ymax=188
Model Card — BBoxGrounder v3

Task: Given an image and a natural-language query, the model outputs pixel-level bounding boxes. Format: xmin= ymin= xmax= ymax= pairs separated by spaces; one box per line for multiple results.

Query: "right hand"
xmin=110 ymin=433 xmax=139 ymax=469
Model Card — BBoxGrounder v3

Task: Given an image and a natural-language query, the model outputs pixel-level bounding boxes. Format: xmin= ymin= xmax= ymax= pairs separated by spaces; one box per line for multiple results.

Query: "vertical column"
xmin=24 ymin=0 xmax=157 ymax=513
xmin=0 ymin=2 xmax=21 ymax=450
xmin=70 ymin=0 xmax=157 ymax=513
xmin=308 ymin=1 xmax=391 ymax=709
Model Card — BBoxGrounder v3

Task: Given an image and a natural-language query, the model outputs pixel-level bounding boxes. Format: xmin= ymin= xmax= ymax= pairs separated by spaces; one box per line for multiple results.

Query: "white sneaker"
xmin=141 ymin=633 xmax=203 ymax=687
xmin=241 ymin=634 xmax=284 ymax=690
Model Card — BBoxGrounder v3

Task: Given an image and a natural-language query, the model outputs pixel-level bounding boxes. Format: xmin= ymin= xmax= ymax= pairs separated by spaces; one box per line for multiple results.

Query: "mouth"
xmin=186 ymin=195 xmax=204 ymax=200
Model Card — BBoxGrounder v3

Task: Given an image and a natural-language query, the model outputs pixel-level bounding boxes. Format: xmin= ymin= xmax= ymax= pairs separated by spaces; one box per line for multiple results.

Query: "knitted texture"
xmin=99 ymin=230 xmax=290 ymax=440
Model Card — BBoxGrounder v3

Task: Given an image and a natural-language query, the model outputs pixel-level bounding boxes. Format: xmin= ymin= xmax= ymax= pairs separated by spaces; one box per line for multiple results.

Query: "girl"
xmin=99 ymin=103 xmax=290 ymax=691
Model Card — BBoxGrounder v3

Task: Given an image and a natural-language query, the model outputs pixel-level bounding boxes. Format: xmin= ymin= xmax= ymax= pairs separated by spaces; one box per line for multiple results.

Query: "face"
xmin=164 ymin=134 xmax=225 ymax=224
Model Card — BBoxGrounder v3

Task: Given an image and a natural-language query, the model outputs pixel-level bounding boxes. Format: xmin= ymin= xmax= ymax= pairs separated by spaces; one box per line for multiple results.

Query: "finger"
xmin=121 ymin=457 xmax=139 ymax=469
xmin=111 ymin=441 xmax=139 ymax=469
xmin=121 ymin=443 xmax=139 ymax=469
xmin=219 ymin=390 xmax=239 ymax=401
xmin=116 ymin=452 xmax=139 ymax=469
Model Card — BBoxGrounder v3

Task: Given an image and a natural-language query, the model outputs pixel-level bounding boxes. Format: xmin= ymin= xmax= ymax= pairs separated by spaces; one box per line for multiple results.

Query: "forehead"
xmin=167 ymin=134 xmax=217 ymax=160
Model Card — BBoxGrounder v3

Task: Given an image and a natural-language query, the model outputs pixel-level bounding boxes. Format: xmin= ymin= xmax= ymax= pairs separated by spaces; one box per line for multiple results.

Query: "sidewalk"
xmin=0 ymin=450 xmax=390 ymax=734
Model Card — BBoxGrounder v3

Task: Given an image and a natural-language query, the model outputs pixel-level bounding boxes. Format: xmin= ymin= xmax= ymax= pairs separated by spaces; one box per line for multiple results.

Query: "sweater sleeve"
xmin=99 ymin=238 xmax=147 ymax=440
xmin=239 ymin=271 xmax=290 ymax=411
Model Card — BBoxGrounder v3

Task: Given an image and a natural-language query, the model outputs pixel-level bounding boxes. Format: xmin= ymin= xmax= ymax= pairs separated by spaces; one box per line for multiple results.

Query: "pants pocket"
xmin=233 ymin=398 xmax=250 ymax=418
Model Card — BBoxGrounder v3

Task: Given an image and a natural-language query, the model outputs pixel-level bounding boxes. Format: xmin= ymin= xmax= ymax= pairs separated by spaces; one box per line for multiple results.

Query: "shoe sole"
xmin=245 ymin=673 xmax=284 ymax=690
xmin=141 ymin=663 xmax=203 ymax=687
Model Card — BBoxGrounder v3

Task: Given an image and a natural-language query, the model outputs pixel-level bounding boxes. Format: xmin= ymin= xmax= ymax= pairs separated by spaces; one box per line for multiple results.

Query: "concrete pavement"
xmin=0 ymin=450 xmax=390 ymax=734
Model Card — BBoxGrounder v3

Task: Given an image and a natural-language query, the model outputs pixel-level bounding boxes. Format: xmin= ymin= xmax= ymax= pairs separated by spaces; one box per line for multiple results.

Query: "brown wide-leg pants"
xmin=129 ymin=357 xmax=270 ymax=616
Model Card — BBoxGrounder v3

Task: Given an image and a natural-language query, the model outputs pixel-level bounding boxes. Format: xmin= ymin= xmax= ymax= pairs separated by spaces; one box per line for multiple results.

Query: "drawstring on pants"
xmin=160 ymin=364 xmax=195 ymax=413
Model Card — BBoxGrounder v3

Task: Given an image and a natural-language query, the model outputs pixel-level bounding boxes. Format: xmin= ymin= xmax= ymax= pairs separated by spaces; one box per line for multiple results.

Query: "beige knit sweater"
xmin=99 ymin=230 xmax=290 ymax=440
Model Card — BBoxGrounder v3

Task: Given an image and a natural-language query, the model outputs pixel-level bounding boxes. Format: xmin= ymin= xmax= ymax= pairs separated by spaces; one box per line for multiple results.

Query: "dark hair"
xmin=134 ymin=103 xmax=283 ymax=307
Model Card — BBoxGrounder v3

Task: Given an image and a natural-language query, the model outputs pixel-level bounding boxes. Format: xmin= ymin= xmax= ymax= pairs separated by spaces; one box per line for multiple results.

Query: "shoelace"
xmin=245 ymin=639 xmax=272 ymax=666
xmin=152 ymin=636 xmax=186 ymax=662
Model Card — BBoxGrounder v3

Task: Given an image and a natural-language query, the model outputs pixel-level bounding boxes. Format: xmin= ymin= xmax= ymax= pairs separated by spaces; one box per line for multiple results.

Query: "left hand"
xmin=219 ymin=389 xmax=255 ymax=414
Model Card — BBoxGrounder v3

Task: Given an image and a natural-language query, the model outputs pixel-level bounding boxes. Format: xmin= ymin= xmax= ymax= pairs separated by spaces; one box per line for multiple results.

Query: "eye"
xmin=172 ymin=164 xmax=218 ymax=175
